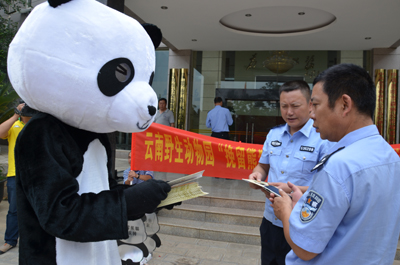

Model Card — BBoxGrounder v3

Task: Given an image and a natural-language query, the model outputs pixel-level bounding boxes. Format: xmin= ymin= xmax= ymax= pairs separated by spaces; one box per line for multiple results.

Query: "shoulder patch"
xmin=271 ymin=140 xmax=282 ymax=147
xmin=300 ymin=190 xmax=324 ymax=223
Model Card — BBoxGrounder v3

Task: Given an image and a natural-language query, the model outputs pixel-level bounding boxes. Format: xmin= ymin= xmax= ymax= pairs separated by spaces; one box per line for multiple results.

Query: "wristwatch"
xmin=136 ymin=173 xmax=140 ymax=179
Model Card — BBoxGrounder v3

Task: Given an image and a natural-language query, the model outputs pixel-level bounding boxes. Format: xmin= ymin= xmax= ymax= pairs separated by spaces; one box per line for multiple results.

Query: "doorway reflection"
xmin=227 ymin=99 xmax=284 ymax=144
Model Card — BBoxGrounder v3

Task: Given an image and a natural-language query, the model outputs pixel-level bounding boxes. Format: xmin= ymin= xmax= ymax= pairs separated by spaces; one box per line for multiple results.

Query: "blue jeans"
xmin=5 ymin=177 xmax=18 ymax=246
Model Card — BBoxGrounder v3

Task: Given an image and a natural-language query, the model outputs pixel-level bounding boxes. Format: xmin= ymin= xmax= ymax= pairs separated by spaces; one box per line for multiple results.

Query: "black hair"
xmin=214 ymin=97 xmax=223 ymax=104
xmin=21 ymin=105 xmax=39 ymax=117
xmin=313 ymin=64 xmax=375 ymax=118
xmin=279 ymin=80 xmax=311 ymax=101
xmin=158 ymin=98 xmax=167 ymax=104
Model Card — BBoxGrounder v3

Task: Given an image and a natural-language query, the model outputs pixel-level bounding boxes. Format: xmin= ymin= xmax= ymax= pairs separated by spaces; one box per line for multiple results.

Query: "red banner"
xmin=131 ymin=124 xmax=400 ymax=179
xmin=393 ymin=144 xmax=400 ymax=156
xmin=131 ymin=123 xmax=263 ymax=179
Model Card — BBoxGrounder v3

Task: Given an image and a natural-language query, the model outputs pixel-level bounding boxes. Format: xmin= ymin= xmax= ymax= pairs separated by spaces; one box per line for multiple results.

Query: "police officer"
xmin=249 ymin=80 xmax=332 ymax=265
xmin=271 ymin=64 xmax=400 ymax=264
xmin=206 ymin=97 xmax=233 ymax=140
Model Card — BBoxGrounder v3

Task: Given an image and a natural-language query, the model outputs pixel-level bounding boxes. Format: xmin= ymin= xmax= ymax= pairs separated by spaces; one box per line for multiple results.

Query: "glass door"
xmin=227 ymin=100 xmax=284 ymax=144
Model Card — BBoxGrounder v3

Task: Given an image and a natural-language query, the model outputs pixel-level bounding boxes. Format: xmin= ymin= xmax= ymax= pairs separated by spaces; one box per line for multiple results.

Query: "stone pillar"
xmin=340 ymin=51 xmax=363 ymax=66
xmin=168 ymin=50 xmax=192 ymax=130
xmin=198 ymin=51 xmax=226 ymax=135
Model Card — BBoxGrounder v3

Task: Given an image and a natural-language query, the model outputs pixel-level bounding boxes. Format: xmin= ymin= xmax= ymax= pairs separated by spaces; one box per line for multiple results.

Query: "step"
xmin=157 ymin=216 xmax=260 ymax=246
xmin=158 ymin=203 xmax=263 ymax=227
xmin=184 ymin=195 xmax=265 ymax=211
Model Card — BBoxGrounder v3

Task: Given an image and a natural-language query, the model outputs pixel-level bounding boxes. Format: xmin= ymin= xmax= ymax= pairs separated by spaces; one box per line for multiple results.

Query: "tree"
xmin=0 ymin=0 xmax=29 ymax=121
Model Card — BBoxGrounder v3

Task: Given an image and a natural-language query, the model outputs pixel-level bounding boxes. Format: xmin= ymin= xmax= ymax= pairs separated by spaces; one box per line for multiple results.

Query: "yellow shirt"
xmin=3 ymin=120 xmax=24 ymax=177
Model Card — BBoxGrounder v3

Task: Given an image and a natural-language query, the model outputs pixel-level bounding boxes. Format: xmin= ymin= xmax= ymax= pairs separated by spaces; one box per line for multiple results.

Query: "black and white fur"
xmin=8 ymin=0 xmax=165 ymax=264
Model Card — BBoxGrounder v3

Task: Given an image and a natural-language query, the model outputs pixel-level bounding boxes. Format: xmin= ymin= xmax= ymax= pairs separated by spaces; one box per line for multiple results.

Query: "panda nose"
xmin=148 ymin=105 xmax=156 ymax=116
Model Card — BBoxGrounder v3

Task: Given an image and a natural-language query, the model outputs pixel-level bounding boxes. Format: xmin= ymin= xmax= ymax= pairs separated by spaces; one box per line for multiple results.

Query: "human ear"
xmin=341 ymin=94 xmax=353 ymax=116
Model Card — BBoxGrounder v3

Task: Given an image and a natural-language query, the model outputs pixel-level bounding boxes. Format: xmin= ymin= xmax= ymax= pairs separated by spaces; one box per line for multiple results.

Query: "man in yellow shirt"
xmin=0 ymin=102 xmax=37 ymax=254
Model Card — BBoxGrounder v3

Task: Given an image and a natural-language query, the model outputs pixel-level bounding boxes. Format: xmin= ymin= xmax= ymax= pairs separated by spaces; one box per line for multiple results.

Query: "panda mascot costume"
xmin=7 ymin=0 xmax=173 ymax=264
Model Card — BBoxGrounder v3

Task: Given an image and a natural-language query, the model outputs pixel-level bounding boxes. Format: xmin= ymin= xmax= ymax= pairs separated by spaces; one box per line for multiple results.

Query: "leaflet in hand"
xmin=158 ymin=170 xmax=208 ymax=207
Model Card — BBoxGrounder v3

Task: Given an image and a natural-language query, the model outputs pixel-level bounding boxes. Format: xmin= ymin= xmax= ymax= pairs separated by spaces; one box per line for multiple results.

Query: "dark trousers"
xmin=211 ymin=131 xmax=229 ymax=140
xmin=260 ymin=217 xmax=291 ymax=265
xmin=5 ymin=176 xmax=18 ymax=246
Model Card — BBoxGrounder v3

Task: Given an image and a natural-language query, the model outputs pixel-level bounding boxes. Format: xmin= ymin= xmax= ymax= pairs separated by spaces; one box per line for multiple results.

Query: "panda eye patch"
xmin=97 ymin=58 xmax=135 ymax=97
xmin=149 ymin=72 xmax=154 ymax=86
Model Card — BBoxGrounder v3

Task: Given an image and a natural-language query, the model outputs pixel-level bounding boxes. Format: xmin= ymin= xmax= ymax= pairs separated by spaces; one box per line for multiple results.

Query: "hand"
xmin=287 ymin=181 xmax=303 ymax=207
xmin=128 ymin=170 xmax=137 ymax=180
xmin=17 ymin=103 xmax=25 ymax=112
xmin=248 ymin=172 xmax=264 ymax=190
xmin=14 ymin=103 xmax=25 ymax=116
xmin=157 ymin=201 xmax=182 ymax=212
xmin=124 ymin=179 xmax=171 ymax=220
xmin=268 ymin=182 xmax=291 ymax=193
xmin=249 ymin=171 xmax=263 ymax=181
xmin=269 ymin=189 xmax=293 ymax=221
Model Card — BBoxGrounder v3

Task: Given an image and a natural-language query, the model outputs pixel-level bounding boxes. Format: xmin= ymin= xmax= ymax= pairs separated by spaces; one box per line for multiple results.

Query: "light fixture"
xmin=245 ymin=14 xmax=252 ymax=17
xmin=263 ymin=51 xmax=298 ymax=74
xmin=365 ymin=37 xmax=371 ymax=40
xmin=161 ymin=6 xmax=168 ymax=10
xmin=298 ymin=12 xmax=305 ymax=15
xmin=192 ymin=39 xmax=197 ymax=42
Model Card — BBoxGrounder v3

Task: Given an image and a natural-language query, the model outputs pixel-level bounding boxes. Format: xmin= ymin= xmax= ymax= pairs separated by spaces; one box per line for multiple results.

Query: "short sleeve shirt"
xmin=206 ymin=105 xmax=233 ymax=132
xmin=259 ymin=119 xmax=332 ymax=227
xmin=1 ymin=119 xmax=24 ymax=177
xmin=286 ymin=125 xmax=400 ymax=264
xmin=154 ymin=109 xmax=174 ymax=126
xmin=123 ymin=168 xmax=154 ymax=185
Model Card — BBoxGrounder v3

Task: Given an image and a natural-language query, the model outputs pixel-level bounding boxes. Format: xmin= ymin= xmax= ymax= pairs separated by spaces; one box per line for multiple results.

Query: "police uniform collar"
xmin=283 ymin=119 xmax=313 ymax=137
xmin=326 ymin=125 xmax=379 ymax=155
xmin=312 ymin=125 xmax=379 ymax=172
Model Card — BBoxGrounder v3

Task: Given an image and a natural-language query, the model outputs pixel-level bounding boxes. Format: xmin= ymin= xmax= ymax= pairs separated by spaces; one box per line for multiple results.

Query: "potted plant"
xmin=0 ymin=165 xmax=6 ymax=203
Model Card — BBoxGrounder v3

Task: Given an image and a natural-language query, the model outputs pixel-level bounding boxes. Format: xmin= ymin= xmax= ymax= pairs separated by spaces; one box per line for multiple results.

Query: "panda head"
xmin=8 ymin=0 xmax=162 ymax=133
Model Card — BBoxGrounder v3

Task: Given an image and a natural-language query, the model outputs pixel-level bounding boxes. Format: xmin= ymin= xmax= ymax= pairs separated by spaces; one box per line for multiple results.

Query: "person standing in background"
xmin=206 ymin=97 xmax=233 ymax=140
xmin=0 ymin=102 xmax=37 ymax=254
xmin=154 ymin=98 xmax=175 ymax=127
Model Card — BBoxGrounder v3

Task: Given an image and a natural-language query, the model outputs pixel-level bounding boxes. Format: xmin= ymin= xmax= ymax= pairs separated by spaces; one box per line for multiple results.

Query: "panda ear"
xmin=142 ymin=23 xmax=162 ymax=49
xmin=48 ymin=0 xmax=71 ymax=8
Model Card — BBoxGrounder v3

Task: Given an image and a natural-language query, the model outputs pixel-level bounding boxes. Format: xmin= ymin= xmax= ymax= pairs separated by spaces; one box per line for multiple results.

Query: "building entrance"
xmin=216 ymin=88 xmax=284 ymax=144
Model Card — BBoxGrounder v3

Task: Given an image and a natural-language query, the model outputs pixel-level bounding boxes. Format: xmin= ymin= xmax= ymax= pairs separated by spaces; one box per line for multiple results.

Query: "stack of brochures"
xmin=158 ymin=170 xmax=208 ymax=207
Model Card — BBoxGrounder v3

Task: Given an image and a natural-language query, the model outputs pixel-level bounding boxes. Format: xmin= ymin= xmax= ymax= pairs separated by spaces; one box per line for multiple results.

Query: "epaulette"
xmin=311 ymin=146 xmax=345 ymax=172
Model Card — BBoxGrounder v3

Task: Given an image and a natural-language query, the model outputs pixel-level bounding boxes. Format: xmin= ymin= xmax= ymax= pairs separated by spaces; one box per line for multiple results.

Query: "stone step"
xmin=157 ymin=216 xmax=260 ymax=246
xmin=184 ymin=195 xmax=265 ymax=211
xmin=158 ymin=203 xmax=263 ymax=227
xmin=157 ymin=195 xmax=264 ymax=245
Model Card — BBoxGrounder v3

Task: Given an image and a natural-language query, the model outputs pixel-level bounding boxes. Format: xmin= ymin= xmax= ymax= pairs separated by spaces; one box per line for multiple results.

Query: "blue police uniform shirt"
xmin=123 ymin=168 xmax=154 ymax=185
xmin=259 ymin=118 xmax=332 ymax=227
xmin=287 ymin=125 xmax=400 ymax=264
xmin=206 ymin=105 xmax=233 ymax=133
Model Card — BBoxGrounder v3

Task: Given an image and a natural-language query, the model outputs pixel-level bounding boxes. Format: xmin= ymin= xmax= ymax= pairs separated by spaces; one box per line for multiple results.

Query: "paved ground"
xmin=1 ymin=146 xmax=399 ymax=265
xmin=0 ymin=201 xmax=261 ymax=265
xmin=0 ymin=146 xmax=262 ymax=265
